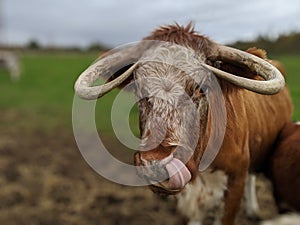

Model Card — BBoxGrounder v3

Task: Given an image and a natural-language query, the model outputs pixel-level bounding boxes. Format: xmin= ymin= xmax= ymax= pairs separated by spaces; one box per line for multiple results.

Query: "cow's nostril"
xmin=135 ymin=152 xmax=174 ymax=182
xmin=161 ymin=146 xmax=174 ymax=154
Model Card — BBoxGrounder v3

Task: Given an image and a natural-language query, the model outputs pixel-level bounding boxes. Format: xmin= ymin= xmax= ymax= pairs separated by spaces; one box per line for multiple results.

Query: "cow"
xmin=0 ymin=50 xmax=20 ymax=81
xmin=74 ymin=24 xmax=293 ymax=225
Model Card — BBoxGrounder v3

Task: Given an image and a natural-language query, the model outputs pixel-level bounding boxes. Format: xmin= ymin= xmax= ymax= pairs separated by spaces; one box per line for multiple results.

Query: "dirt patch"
xmin=0 ymin=110 xmax=280 ymax=225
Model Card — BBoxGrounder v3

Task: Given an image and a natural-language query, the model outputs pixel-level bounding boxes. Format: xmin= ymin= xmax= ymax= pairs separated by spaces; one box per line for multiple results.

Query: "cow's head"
xmin=75 ymin=36 xmax=285 ymax=194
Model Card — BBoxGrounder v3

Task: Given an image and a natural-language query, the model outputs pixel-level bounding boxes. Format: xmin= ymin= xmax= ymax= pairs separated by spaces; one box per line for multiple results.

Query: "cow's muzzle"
xmin=134 ymin=151 xmax=192 ymax=194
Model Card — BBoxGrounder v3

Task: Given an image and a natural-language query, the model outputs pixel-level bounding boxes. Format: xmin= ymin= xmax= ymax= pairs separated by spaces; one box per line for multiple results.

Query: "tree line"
xmin=2 ymin=31 xmax=300 ymax=55
xmin=230 ymin=31 xmax=300 ymax=56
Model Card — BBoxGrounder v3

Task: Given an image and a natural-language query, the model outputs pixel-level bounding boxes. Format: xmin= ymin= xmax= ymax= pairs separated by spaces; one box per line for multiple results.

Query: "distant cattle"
xmin=0 ymin=51 xmax=20 ymax=81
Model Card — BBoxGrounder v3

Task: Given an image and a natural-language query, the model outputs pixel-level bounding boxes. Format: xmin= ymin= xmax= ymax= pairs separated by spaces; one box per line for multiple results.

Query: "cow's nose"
xmin=135 ymin=147 xmax=174 ymax=167
xmin=137 ymin=144 xmax=176 ymax=161
xmin=134 ymin=151 xmax=173 ymax=182
xmin=134 ymin=150 xmax=192 ymax=190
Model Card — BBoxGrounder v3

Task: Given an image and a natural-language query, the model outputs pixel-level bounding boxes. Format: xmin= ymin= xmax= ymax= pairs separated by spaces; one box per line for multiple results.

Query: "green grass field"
xmin=277 ymin=55 xmax=300 ymax=120
xmin=0 ymin=52 xmax=299 ymax=136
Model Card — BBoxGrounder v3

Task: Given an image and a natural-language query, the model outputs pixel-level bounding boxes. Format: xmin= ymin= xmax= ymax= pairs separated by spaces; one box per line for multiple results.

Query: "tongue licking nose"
xmin=164 ymin=158 xmax=191 ymax=189
xmin=136 ymin=151 xmax=192 ymax=190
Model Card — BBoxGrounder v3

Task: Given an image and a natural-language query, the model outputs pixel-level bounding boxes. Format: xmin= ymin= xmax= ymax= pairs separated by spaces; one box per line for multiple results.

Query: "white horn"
xmin=74 ymin=43 xmax=143 ymax=100
xmin=75 ymin=61 xmax=138 ymax=100
xmin=206 ymin=45 xmax=285 ymax=95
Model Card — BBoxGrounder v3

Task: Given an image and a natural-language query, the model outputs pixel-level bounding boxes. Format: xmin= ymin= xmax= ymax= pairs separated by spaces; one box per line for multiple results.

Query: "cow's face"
xmin=133 ymin=45 xmax=210 ymax=194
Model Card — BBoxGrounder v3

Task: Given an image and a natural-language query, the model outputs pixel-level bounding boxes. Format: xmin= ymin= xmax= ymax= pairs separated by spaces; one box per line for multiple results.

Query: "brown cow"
xmin=74 ymin=24 xmax=293 ymax=225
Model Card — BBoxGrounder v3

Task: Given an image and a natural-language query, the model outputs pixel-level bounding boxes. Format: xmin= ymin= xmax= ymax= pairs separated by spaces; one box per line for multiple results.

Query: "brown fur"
xmin=268 ymin=122 xmax=300 ymax=212
xmin=144 ymin=22 xmax=212 ymax=53
xmin=139 ymin=24 xmax=293 ymax=225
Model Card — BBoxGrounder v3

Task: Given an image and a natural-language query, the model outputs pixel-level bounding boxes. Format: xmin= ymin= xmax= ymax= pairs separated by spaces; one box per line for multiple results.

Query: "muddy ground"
xmin=0 ymin=110 xmax=280 ymax=225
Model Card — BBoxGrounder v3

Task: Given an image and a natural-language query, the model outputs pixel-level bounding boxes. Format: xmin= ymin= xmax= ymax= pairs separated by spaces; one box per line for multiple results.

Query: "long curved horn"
xmin=205 ymin=45 xmax=285 ymax=95
xmin=74 ymin=43 xmax=147 ymax=100
xmin=75 ymin=60 xmax=138 ymax=100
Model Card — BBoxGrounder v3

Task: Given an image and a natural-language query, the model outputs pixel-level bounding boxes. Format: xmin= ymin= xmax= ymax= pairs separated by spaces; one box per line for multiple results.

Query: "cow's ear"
xmin=246 ymin=47 xmax=286 ymax=76
xmin=246 ymin=47 xmax=267 ymax=59
xmin=104 ymin=63 xmax=135 ymax=89
xmin=209 ymin=58 xmax=258 ymax=80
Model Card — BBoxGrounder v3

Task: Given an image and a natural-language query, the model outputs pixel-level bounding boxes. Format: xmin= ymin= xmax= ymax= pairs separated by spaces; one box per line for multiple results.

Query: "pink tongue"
xmin=165 ymin=158 xmax=191 ymax=189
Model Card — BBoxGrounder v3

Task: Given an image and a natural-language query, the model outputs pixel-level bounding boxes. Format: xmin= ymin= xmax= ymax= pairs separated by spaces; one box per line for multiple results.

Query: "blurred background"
xmin=0 ymin=1 xmax=299 ymax=225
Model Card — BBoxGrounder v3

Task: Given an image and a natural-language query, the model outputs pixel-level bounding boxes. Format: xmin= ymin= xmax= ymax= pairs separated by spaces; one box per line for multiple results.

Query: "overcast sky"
xmin=1 ymin=0 xmax=300 ymax=47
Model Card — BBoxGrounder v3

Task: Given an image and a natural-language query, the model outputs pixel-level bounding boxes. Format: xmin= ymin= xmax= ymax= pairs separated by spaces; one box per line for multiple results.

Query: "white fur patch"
xmin=244 ymin=174 xmax=260 ymax=218
xmin=260 ymin=213 xmax=300 ymax=225
xmin=176 ymin=170 xmax=228 ymax=225
xmin=295 ymin=121 xmax=300 ymax=125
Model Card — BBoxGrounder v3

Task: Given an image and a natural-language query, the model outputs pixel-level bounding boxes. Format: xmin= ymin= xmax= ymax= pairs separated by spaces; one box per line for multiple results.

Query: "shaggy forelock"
xmin=134 ymin=42 xmax=208 ymax=103
xmin=139 ymin=42 xmax=206 ymax=76
xmin=134 ymin=43 xmax=205 ymax=149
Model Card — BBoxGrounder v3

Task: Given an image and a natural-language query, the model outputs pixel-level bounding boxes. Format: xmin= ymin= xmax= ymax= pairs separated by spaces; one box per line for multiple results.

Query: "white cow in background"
xmin=0 ymin=50 xmax=20 ymax=81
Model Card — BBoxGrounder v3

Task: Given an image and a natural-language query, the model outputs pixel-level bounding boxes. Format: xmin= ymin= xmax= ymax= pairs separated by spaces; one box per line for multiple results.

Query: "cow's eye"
xmin=139 ymin=97 xmax=153 ymax=108
xmin=201 ymin=85 xmax=208 ymax=94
